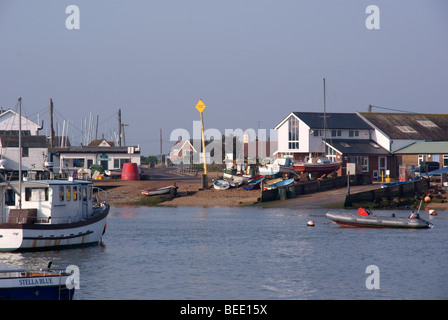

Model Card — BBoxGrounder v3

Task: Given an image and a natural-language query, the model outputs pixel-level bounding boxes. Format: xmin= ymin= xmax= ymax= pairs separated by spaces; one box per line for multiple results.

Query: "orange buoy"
xmin=424 ymin=195 xmax=431 ymax=203
xmin=121 ymin=163 xmax=140 ymax=181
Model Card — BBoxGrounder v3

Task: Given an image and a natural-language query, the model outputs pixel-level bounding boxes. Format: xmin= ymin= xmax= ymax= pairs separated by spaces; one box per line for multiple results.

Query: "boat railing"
xmin=0 ymin=267 xmax=71 ymax=278
xmin=93 ymin=187 xmax=108 ymax=206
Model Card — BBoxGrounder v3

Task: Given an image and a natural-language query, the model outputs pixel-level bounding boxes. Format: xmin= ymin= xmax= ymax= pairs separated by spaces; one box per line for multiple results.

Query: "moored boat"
xmin=326 ymin=208 xmax=433 ymax=229
xmin=141 ymin=185 xmax=177 ymax=196
xmin=258 ymin=158 xmax=295 ymax=176
xmin=0 ymin=263 xmax=76 ymax=300
xmin=0 ymin=179 xmax=109 ymax=252
xmin=293 ymin=158 xmax=342 ymax=175
xmin=242 ymin=176 xmax=265 ymax=190
xmin=213 ymin=180 xmax=230 ymax=190
xmin=222 ymin=173 xmax=249 ymax=187
xmin=263 ymin=178 xmax=294 ymax=190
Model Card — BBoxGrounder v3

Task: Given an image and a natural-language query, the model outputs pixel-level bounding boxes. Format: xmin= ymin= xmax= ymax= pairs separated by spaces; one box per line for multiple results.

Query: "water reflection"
xmin=1 ymin=206 xmax=447 ymax=299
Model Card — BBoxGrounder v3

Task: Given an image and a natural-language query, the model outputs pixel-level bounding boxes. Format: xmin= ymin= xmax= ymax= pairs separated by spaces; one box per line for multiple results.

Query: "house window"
xmin=443 ymin=155 xmax=448 ymax=167
xmin=325 ymin=145 xmax=337 ymax=162
xmin=114 ymin=158 xmax=130 ymax=169
xmin=348 ymin=156 xmax=369 ymax=172
xmin=73 ymin=158 xmax=85 ymax=168
xmin=288 ymin=116 xmax=299 ymax=150
xmin=331 ymin=130 xmax=341 ymax=137
xmin=349 ymin=130 xmax=359 ymax=137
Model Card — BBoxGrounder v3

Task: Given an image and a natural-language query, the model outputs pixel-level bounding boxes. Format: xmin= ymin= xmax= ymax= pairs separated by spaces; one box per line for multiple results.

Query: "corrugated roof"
xmin=394 ymin=141 xmax=448 ymax=154
xmin=359 ymin=112 xmax=448 ymax=140
xmin=292 ymin=112 xmax=372 ymax=130
xmin=327 ymin=139 xmax=391 ymax=155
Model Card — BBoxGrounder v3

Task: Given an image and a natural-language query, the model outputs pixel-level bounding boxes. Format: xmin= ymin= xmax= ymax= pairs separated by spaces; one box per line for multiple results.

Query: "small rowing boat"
xmin=141 ymin=185 xmax=177 ymax=196
xmin=242 ymin=176 xmax=265 ymax=191
xmin=213 ymin=180 xmax=230 ymax=190
xmin=326 ymin=208 xmax=433 ymax=229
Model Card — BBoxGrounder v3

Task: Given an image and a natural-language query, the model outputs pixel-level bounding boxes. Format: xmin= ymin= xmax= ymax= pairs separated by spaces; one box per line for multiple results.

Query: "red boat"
xmin=293 ymin=158 xmax=342 ymax=175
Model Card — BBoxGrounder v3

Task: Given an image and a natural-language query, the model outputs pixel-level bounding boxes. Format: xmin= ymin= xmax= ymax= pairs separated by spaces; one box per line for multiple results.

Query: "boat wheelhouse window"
xmin=73 ymin=186 xmax=78 ymax=200
xmin=82 ymin=187 xmax=87 ymax=200
xmin=88 ymin=186 xmax=92 ymax=199
xmin=22 ymin=147 xmax=29 ymax=157
xmin=25 ymin=187 xmax=49 ymax=202
xmin=59 ymin=186 xmax=64 ymax=201
xmin=66 ymin=186 xmax=71 ymax=201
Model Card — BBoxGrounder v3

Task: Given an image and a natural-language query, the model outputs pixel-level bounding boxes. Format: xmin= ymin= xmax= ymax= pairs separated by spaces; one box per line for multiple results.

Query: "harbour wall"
xmin=343 ymin=179 xmax=430 ymax=207
xmin=260 ymin=174 xmax=371 ymax=202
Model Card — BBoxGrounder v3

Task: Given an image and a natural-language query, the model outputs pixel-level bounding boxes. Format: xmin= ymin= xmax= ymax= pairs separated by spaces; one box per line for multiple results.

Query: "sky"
xmin=1 ymin=0 xmax=447 ymax=156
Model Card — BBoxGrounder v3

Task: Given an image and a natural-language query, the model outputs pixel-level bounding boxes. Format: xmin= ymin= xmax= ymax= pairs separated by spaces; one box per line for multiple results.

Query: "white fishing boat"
xmin=0 ymin=262 xmax=77 ymax=300
xmin=0 ymin=179 xmax=109 ymax=252
xmin=0 ymin=98 xmax=110 ymax=252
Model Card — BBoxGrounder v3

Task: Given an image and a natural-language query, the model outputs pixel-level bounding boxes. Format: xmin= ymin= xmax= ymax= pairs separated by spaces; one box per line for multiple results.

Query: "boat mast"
xmin=323 ymin=78 xmax=327 ymax=154
xmin=18 ymin=97 xmax=22 ymax=209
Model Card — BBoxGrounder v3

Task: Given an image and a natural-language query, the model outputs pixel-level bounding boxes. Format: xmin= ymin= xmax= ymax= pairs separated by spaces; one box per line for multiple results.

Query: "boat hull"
xmin=326 ymin=212 xmax=432 ymax=229
xmin=213 ymin=180 xmax=230 ymax=190
xmin=141 ymin=186 xmax=176 ymax=196
xmin=294 ymin=161 xmax=342 ymax=175
xmin=0 ymin=205 xmax=109 ymax=252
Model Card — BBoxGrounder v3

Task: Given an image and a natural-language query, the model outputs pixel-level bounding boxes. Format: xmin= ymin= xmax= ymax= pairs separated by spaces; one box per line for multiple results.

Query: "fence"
xmin=343 ymin=179 xmax=429 ymax=207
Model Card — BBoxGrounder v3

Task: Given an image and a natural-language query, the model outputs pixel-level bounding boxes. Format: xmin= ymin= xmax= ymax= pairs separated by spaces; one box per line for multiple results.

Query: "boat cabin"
xmin=0 ymin=180 xmax=98 ymax=225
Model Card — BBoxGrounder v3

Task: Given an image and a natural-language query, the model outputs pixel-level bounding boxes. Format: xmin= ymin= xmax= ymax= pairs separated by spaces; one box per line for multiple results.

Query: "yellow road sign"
xmin=195 ymin=99 xmax=206 ymax=113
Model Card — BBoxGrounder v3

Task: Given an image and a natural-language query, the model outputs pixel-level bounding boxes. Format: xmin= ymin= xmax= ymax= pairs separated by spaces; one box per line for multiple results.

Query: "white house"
xmin=0 ymin=109 xmax=48 ymax=173
xmin=274 ymin=112 xmax=373 ymax=162
xmin=274 ymin=112 xmax=392 ymax=177
xmin=0 ymin=109 xmax=43 ymax=136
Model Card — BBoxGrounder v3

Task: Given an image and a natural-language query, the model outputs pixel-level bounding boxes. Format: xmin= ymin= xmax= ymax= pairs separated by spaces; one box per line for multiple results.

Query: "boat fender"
xmin=307 ymin=221 xmax=315 ymax=227
xmin=102 ymin=222 xmax=107 ymax=235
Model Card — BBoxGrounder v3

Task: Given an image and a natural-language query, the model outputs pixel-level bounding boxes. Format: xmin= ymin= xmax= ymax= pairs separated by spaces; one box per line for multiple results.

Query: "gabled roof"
xmin=275 ymin=112 xmax=372 ymax=130
xmin=326 ymin=139 xmax=391 ymax=156
xmin=394 ymin=141 xmax=448 ymax=154
xmin=359 ymin=112 xmax=448 ymax=140
xmin=88 ymin=139 xmax=115 ymax=147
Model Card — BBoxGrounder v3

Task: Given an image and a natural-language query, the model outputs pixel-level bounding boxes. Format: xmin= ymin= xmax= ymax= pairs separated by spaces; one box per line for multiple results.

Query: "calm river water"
xmin=1 ymin=206 xmax=447 ymax=300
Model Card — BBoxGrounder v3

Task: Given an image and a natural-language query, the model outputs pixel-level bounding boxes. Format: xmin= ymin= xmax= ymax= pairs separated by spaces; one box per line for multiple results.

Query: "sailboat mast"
xmin=323 ymin=78 xmax=327 ymax=144
xmin=18 ymin=97 xmax=22 ymax=209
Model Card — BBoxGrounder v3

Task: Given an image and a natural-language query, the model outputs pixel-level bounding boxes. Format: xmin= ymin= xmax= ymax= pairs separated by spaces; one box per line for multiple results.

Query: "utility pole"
xmin=50 ymin=99 xmax=55 ymax=148
xmin=160 ymin=128 xmax=163 ymax=167
xmin=118 ymin=108 xmax=122 ymax=146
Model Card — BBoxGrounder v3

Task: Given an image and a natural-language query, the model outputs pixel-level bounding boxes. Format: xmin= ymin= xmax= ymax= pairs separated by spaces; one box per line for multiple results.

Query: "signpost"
xmin=196 ymin=99 xmax=208 ymax=188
